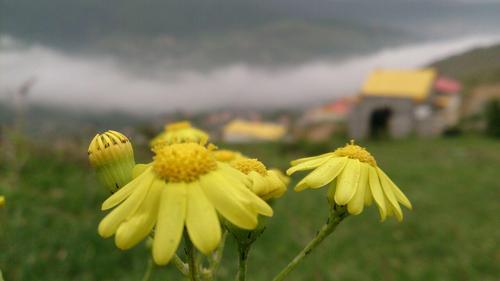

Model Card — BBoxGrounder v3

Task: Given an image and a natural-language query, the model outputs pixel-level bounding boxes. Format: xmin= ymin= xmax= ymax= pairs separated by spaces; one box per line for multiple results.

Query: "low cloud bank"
xmin=1 ymin=35 xmax=499 ymax=113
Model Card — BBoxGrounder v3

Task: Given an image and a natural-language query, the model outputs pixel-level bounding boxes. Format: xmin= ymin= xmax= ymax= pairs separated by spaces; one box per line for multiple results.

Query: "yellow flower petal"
xmin=185 ymin=182 xmax=221 ymax=255
xmin=200 ymin=173 xmax=258 ymax=230
xmin=347 ymin=163 xmax=369 ymax=215
xmin=115 ymin=179 xmax=163 ymax=249
xmin=248 ymin=171 xmax=268 ymax=195
xmin=377 ymin=168 xmax=412 ymax=210
xmin=220 ymin=171 xmax=273 ymax=217
xmin=265 ymin=171 xmax=287 ymax=199
xmin=132 ymin=163 xmax=151 ymax=179
xmin=289 ymin=152 xmax=335 ymax=166
xmin=368 ymin=166 xmax=387 ymax=221
xmin=219 ymin=163 xmax=251 ymax=186
xmin=101 ymin=168 xmax=153 ymax=210
xmin=334 ymin=159 xmax=361 ymax=205
xmin=377 ymin=168 xmax=403 ymax=221
xmin=98 ymin=175 xmax=153 ymax=238
xmin=295 ymin=157 xmax=347 ymax=191
xmin=327 ymin=180 xmax=336 ymax=203
xmin=153 ymin=182 xmax=187 ymax=265
xmin=364 ymin=177 xmax=373 ymax=206
xmin=287 ymin=155 xmax=332 ymax=175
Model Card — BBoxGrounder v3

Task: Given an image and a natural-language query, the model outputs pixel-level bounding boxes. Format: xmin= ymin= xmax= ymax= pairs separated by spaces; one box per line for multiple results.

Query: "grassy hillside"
xmin=432 ymin=44 xmax=500 ymax=93
xmin=1 ymin=136 xmax=500 ymax=280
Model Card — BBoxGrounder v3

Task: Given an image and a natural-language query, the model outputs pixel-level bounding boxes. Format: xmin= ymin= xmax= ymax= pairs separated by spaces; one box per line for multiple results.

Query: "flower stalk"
xmin=272 ymin=205 xmax=348 ymax=281
xmin=172 ymin=254 xmax=189 ymax=276
xmin=229 ymin=224 xmax=267 ymax=281
xmin=236 ymin=243 xmax=250 ymax=281
xmin=140 ymin=259 xmax=154 ymax=281
xmin=185 ymin=233 xmax=200 ymax=281
xmin=205 ymin=230 xmax=228 ymax=280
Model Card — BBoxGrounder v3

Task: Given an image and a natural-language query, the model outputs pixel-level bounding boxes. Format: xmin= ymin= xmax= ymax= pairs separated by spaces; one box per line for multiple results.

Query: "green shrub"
xmin=484 ymin=99 xmax=500 ymax=137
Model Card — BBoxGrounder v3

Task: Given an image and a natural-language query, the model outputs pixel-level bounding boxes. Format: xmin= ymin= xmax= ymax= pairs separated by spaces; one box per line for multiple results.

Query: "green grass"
xmin=1 ymin=136 xmax=500 ymax=281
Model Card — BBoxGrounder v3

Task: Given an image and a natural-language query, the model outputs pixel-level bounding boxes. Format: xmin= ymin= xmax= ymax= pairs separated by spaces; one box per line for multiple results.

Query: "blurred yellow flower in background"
xmin=231 ymin=158 xmax=287 ymax=201
xmin=288 ymin=141 xmax=411 ymax=221
xmin=98 ymin=143 xmax=273 ymax=265
xmin=212 ymin=149 xmax=244 ymax=163
xmin=88 ymin=131 xmax=135 ymax=193
xmin=150 ymin=121 xmax=209 ymax=149
xmin=0 ymin=196 xmax=5 ymax=208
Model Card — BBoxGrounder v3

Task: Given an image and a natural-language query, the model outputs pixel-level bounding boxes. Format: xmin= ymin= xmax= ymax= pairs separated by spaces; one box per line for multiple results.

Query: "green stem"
xmin=207 ymin=230 xmax=227 ymax=280
xmin=271 ymin=205 xmax=348 ymax=281
xmin=140 ymin=259 xmax=154 ymax=281
xmin=172 ymin=254 xmax=189 ymax=276
xmin=185 ymin=234 xmax=200 ymax=281
xmin=236 ymin=243 xmax=251 ymax=281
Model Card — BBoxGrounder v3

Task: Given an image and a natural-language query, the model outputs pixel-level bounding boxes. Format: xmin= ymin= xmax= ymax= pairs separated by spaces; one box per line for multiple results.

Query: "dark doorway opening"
xmin=370 ymin=108 xmax=392 ymax=138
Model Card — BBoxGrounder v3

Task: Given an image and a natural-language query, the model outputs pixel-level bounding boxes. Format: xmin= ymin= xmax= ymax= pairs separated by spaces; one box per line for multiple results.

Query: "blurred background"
xmin=0 ymin=0 xmax=499 ymax=280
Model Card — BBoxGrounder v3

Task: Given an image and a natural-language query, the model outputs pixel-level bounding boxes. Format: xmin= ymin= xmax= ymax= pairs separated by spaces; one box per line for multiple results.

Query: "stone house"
xmin=348 ymin=68 xmax=461 ymax=139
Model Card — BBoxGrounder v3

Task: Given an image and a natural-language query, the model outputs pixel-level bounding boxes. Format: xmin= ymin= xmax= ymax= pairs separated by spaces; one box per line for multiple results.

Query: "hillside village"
xmin=203 ymin=45 xmax=500 ymax=142
xmin=146 ymin=68 xmax=497 ymax=143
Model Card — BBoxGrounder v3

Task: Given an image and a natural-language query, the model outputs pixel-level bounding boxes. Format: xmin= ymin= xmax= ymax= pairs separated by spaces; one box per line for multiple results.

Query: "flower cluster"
xmin=90 ymin=122 xmax=288 ymax=265
xmin=88 ymin=121 xmax=411 ymax=276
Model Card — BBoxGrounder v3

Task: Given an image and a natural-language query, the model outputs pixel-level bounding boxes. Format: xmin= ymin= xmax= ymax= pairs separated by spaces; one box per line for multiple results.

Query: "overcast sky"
xmin=1 ymin=34 xmax=500 ymax=113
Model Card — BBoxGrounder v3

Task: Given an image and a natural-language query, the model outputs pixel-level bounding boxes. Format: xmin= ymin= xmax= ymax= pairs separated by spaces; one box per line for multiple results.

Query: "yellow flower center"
xmin=213 ymin=149 xmax=240 ymax=162
xmin=334 ymin=140 xmax=377 ymax=166
xmin=231 ymin=158 xmax=267 ymax=176
xmin=165 ymin=121 xmax=192 ymax=132
xmin=153 ymin=143 xmax=217 ymax=182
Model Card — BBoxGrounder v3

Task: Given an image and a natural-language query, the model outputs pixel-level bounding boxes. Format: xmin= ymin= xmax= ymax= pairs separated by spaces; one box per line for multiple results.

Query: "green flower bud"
xmin=88 ymin=130 xmax=135 ymax=193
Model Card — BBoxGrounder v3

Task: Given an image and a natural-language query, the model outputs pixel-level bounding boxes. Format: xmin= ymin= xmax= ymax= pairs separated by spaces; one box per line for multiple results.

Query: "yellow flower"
xmin=212 ymin=149 xmax=244 ymax=163
xmin=231 ymin=158 xmax=287 ymax=201
xmin=270 ymin=168 xmax=291 ymax=186
xmin=150 ymin=121 xmax=209 ymax=149
xmin=287 ymin=141 xmax=412 ymax=221
xmin=98 ymin=143 xmax=272 ymax=265
xmin=88 ymin=131 xmax=135 ymax=193
xmin=0 ymin=196 xmax=5 ymax=208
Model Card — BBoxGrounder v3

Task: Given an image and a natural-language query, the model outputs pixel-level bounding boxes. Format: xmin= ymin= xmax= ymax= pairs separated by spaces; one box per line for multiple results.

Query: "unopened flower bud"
xmin=88 ymin=130 xmax=135 ymax=193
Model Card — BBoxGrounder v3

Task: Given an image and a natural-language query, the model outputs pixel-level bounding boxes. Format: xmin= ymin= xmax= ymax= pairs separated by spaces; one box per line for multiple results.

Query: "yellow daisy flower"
xmin=98 ymin=143 xmax=273 ymax=265
xmin=88 ymin=131 xmax=135 ymax=193
xmin=150 ymin=121 xmax=209 ymax=149
xmin=287 ymin=141 xmax=412 ymax=221
xmin=212 ymin=149 xmax=244 ymax=163
xmin=270 ymin=168 xmax=291 ymax=186
xmin=231 ymin=158 xmax=287 ymax=201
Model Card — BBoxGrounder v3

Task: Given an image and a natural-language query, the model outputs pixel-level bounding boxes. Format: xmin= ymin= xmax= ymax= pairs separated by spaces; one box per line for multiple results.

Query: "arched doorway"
xmin=369 ymin=107 xmax=392 ymax=138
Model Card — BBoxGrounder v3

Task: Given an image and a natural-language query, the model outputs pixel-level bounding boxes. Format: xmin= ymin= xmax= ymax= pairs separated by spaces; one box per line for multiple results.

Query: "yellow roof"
xmin=223 ymin=119 xmax=286 ymax=140
xmin=361 ymin=69 xmax=437 ymax=101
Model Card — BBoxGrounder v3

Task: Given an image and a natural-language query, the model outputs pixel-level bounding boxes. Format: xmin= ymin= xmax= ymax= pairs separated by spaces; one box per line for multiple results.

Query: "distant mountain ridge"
xmin=432 ymin=43 xmax=500 ymax=93
xmin=2 ymin=0 xmax=499 ymax=67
